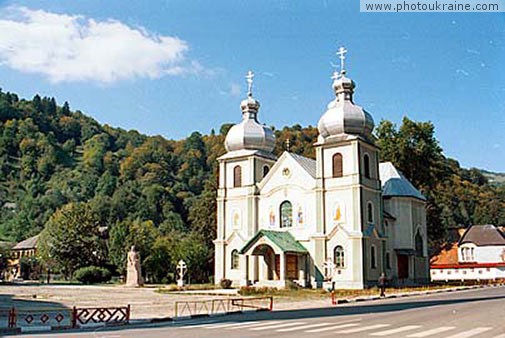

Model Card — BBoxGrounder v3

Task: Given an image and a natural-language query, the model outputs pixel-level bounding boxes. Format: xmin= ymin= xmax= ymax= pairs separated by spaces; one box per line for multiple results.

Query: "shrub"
xmin=238 ymin=286 xmax=278 ymax=296
xmin=74 ymin=266 xmax=111 ymax=284
xmin=219 ymin=278 xmax=233 ymax=289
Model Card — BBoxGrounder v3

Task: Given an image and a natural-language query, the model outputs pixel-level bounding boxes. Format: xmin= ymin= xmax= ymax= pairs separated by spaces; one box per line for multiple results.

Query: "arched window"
xmin=370 ymin=245 xmax=377 ymax=269
xmin=233 ymin=165 xmax=242 ymax=187
xmin=263 ymin=165 xmax=270 ymax=178
xmin=334 ymin=245 xmax=345 ymax=268
xmin=367 ymin=202 xmax=374 ymax=224
xmin=415 ymin=230 xmax=423 ymax=257
xmin=386 ymin=252 xmax=391 ymax=269
xmin=332 ymin=153 xmax=343 ymax=178
xmin=364 ymin=154 xmax=371 ymax=179
xmin=231 ymin=250 xmax=239 ymax=269
xmin=280 ymin=201 xmax=293 ymax=228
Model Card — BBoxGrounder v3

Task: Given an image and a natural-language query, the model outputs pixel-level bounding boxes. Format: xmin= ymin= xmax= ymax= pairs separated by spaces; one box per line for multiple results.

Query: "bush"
xmin=74 ymin=266 xmax=111 ymax=284
xmin=238 ymin=286 xmax=278 ymax=296
xmin=219 ymin=278 xmax=232 ymax=289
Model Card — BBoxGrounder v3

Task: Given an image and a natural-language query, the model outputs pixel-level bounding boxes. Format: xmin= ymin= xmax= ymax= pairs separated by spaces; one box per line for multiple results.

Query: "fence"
xmin=174 ymin=297 xmax=273 ymax=319
xmin=4 ymin=305 xmax=130 ymax=330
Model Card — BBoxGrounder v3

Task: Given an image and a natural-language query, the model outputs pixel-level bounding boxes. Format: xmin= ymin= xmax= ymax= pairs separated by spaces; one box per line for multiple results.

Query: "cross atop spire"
xmin=245 ymin=70 xmax=254 ymax=97
xmin=336 ymin=46 xmax=348 ymax=74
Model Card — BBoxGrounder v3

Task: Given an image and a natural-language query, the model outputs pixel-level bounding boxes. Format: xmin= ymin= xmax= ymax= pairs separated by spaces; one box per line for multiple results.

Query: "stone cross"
xmin=245 ymin=70 xmax=254 ymax=97
xmin=176 ymin=260 xmax=187 ymax=287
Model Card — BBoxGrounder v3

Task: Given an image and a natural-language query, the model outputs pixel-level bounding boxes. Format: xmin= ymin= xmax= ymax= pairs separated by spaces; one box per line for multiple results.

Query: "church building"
xmin=214 ymin=49 xmax=429 ymax=289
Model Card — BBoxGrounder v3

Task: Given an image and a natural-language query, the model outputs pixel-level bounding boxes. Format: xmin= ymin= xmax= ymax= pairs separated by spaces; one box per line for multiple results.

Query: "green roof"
xmin=240 ymin=230 xmax=308 ymax=254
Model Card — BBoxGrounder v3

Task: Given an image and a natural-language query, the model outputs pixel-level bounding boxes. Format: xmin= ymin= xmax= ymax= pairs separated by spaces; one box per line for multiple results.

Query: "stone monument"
xmin=176 ymin=260 xmax=187 ymax=287
xmin=126 ymin=245 xmax=144 ymax=287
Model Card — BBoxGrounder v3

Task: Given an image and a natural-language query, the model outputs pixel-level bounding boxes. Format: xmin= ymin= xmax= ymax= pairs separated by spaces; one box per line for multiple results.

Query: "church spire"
xmin=332 ymin=46 xmax=355 ymax=102
xmin=240 ymin=70 xmax=260 ymax=119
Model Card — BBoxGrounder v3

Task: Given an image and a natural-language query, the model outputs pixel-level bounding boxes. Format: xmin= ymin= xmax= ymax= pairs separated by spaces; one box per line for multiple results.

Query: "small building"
xmin=6 ymin=234 xmax=39 ymax=280
xmin=430 ymin=225 xmax=505 ymax=282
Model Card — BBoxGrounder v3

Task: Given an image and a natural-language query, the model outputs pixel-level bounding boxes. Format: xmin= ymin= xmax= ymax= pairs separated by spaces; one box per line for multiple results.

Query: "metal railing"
xmin=174 ymin=297 xmax=273 ymax=318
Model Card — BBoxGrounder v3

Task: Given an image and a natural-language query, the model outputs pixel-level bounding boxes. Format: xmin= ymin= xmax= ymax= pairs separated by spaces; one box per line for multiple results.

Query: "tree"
xmin=41 ymin=202 xmax=104 ymax=278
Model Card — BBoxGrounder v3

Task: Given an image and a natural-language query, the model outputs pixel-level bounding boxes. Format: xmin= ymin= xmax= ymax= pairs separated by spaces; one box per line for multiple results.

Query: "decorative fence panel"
xmin=2 ymin=305 xmax=129 ymax=330
xmin=174 ymin=297 xmax=273 ymax=319
xmin=72 ymin=305 xmax=130 ymax=327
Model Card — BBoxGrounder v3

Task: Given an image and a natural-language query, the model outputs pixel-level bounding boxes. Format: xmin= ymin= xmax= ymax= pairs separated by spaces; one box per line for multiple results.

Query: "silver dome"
xmin=224 ymin=96 xmax=275 ymax=153
xmin=318 ymin=72 xmax=374 ymax=140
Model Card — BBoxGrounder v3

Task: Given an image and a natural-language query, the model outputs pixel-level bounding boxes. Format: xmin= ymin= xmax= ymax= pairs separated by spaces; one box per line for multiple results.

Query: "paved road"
xmin=17 ymin=286 xmax=505 ymax=338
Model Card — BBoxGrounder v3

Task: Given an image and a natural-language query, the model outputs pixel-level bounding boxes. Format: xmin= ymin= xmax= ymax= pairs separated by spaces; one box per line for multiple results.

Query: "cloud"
xmin=219 ymin=82 xmax=241 ymax=97
xmin=0 ymin=6 xmax=202 ymax=83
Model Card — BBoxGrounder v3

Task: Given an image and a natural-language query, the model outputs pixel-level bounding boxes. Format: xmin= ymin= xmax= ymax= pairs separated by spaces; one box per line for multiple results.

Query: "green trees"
xmin=0 ymin=88 xmax=504 ymax=281
xmin=40 ymin=202 xmax=105 ymax=278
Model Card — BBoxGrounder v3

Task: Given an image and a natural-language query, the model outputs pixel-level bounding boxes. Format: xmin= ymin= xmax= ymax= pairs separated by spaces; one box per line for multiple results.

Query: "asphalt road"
xmin=17 ymin=286 xmax=505 ymax=338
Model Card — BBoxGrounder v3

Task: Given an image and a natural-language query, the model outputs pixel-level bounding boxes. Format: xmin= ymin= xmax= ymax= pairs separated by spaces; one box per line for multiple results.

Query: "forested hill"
xmin=0 ymin=89 xmax=504 ymax=280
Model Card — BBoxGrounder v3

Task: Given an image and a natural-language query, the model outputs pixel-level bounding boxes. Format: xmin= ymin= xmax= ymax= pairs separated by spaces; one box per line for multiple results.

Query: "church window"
xmin=280 ymin=201 xmax=293 ymax=228
xmin=415 ymin=229 xmax=423 ymax=257
xmin=263 ymin=165 xmax=270 ymax=178
xmin=367 ymin=202 xmax=374 ymax=224
xmin=332 ymin=153 xmax=343 ymax=178
xmin=364 ymin=154 xmax=371 ymax=179
xmin=370 ymin=245 xmax=377 ymax=269
xmin=231 ymin=250 xmax=239 ymax=269
xmin=334 ymin=246 xmax=345 ymax=268
xmin=233 ymin=165 xmax=242 ymax=187
xmin=386 ymin=252 xmax=391 ymax=269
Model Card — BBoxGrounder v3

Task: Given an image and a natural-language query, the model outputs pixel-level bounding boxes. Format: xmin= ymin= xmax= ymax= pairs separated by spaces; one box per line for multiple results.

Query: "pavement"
xmin=12 ymin=285 xmax=505 ymax=338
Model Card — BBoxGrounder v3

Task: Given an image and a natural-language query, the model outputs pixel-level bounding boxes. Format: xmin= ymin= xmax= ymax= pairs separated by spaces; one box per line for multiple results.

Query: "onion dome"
xmin=224 ymin=71 xmax=275 ymax=153
xmin=317 ymin=47 xmax=374 ymax=141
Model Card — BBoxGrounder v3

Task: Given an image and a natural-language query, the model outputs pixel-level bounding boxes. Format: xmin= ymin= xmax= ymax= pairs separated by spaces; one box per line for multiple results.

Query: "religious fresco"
xmin=269 ymin=208 xmax=275 ymax=227
xmin=232 ymin=210 xmax=241 ymax=229
xmin=334 ymin=202 xmax=344 ymax=223
xmin=297 ymin=206 xmax=304 ymax=225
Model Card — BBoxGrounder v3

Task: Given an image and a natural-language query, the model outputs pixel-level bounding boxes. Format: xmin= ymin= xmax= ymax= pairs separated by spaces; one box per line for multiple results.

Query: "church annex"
xmin=214 ymin=49 xmax=429 ymax=289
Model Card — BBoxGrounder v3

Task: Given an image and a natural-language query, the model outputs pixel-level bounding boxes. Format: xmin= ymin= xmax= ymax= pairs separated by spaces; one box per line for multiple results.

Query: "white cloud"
xmin=229 ymin=83 xmax=241 ymax=96
xmin=0 ymin=6 xmax=202 ymax=83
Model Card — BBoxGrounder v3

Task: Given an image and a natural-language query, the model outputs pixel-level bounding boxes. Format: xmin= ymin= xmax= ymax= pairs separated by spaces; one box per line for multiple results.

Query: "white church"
xmin=214 ymin=49 xmax=429 ymax=289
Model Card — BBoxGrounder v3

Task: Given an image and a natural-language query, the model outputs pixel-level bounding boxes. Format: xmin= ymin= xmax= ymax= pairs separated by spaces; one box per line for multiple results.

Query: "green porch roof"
xmin=239 ymin=230 xmax=308 ymax=254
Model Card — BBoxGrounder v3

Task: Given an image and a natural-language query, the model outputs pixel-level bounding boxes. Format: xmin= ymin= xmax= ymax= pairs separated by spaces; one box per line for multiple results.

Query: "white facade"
xmin=431 ymin=225 xmax=505 ymax=282
xmin=215 ymin=62 xmax=429 ymax=289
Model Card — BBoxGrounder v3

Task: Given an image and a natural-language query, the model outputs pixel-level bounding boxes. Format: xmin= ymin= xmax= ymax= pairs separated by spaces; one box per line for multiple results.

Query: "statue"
xmin=126 ymin=246 xmax=144 ymax=287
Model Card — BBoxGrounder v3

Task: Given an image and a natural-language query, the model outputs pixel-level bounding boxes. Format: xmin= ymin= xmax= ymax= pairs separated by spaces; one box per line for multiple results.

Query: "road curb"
xmin=332 ymin=283 xmax=504 ymax=306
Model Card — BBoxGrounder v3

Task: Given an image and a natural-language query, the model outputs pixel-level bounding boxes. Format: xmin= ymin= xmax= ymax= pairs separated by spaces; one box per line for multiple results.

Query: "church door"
xmin=286 ymin=255 xmax=298 ymax=280
xmin=397 ymin=254 xmax=409 ymax=279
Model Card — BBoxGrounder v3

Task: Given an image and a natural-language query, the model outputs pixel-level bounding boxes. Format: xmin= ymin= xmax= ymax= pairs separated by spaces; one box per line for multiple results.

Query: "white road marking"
xmin=337 ymin=324 xmax=391 ymax=333
xmin=249 ymin=321 xmax=307 ymax=331
xmin=179 ymin=321 xmax=219 ymax=329
xmin=305 ymin=323 xmax=360 ymax=333
xmin=204 ymin=321 xmax=256 ymax=329
xmin=407 ymin=326 xmax=456 ymax=337
xmin=276 ymin=322 xmax=331 ymax=332
xmin=371 ymin=325 xmax=422 ymax=336
xmin=226 ymin=320 xmax=283 ymax=330
xmin=490 ymin=334 xmax=505 ymax=338
xmin=446 ymin=327 xmax=493 ymax=338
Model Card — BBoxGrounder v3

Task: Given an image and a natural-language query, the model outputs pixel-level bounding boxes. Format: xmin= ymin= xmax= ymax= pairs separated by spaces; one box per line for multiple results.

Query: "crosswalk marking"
xmin=250 ymin=321 xmax=307 ymax=331
xmin=226 ymin=320 xmax=283 ymax=330
xmin=305 ymin=323 xmax=360 ymax=333
xmin=337 ymin=324 xmax=390 ymax=334
xmin=179 ymin=321 xmax=218 ymax=329
xmin=371 ymin=325 xmax=422 ymax=336
xmin=446 ymin=327 xmax=493 ymax=338
xmin=407 ymin=326 xmax=456 ymax=337
xmin=203 ymin=321 xmax=256 ymax=329
xmin=276 ymin=323 xmax=331 ymax=332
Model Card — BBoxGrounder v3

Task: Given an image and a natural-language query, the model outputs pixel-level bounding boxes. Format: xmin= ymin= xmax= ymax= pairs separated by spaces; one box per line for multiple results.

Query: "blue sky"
xmin=0 ymin=1 xmax=504 ymax=172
